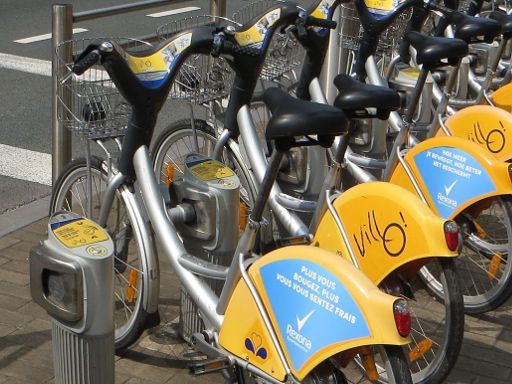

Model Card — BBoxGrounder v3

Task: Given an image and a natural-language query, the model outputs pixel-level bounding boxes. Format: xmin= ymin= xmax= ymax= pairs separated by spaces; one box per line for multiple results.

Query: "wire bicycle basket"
xmin=339 ymin=3 xmax=412 ymax=58
xmin=56 ymin=38 xmax=152 ymax=139
xmin=232 ymin=0 xmax=306 ymax=81
xmin=157 ymin=15 xmax=236 ymax=105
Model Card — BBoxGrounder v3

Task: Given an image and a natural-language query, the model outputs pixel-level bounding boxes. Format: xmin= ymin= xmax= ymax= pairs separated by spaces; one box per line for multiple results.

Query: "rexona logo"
xmin=437 ymin=179 xmax=458 ymax=209
xmin=286 ymin=310 xmax=315 ymax=352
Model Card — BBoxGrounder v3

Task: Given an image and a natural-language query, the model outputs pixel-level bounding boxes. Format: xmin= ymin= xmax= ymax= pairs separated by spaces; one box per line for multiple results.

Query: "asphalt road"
xmin=0 ymin=0 xmax=251 ymax=217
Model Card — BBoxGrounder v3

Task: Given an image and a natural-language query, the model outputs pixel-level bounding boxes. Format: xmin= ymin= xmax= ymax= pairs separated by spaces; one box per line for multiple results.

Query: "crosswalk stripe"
xmin=0 ymin=144 xmax=52 ymax=186
xmin=0 ymin=52 xmax=52 ymax=77
xmin=14 ymin=28 xmax=88 ymax=44
xmin=147 ymin=6 xmax=200 ymax=18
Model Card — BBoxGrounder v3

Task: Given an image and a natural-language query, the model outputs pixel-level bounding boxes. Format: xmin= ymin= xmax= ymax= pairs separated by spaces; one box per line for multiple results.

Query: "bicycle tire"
xmin=424 ymin=196 xmax=512 ymax=314
xmin=407 ymin=258 xmax=464 ymax=384
xmin=346 ymin=345 xmax=413 ymax=384
xmin=50 ymin=157 xmax=154 ymax=351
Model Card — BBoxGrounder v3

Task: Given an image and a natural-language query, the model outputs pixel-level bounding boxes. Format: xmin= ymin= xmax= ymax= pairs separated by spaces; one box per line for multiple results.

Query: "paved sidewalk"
xmin=0 ymin=217 xmax=511 ymax=383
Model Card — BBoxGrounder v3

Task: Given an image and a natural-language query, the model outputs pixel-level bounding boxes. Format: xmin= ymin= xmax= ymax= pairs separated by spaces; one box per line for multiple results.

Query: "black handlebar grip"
xmin=72 ymin=50 xmax=101 ymax=76
xmin=306 ymin=16 xmax=337 ymax=29
xmin=232 ymin=44 xmax=261 ymax=57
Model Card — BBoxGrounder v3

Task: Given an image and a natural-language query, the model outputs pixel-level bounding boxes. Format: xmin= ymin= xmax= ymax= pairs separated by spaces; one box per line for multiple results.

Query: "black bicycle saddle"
xmin=333 ymin=74 xmax=401 ymax=119
xmin=404 ymin=31 xmax=468 ymax=68
xmin=489 ymin=10 xmax=512 ymax=39
xmin=263 ymin=88 xmax=348 ymax=141
xmin=450 ymin=11 xmax=501 ymax=43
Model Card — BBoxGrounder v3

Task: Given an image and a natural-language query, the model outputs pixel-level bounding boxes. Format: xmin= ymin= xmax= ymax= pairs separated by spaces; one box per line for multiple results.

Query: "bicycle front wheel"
xmin=424 ymin=196 xmax=512 ymax=314
xmin=50 ymin=157 xmax=154 ymax=351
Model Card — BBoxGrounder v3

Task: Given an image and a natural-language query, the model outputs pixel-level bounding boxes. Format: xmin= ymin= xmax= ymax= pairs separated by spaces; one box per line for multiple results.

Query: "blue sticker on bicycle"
xmin=260 ymin=259 xmax=370 ymax=371
xmin=414 ymin=146 xmax=496 ymax=218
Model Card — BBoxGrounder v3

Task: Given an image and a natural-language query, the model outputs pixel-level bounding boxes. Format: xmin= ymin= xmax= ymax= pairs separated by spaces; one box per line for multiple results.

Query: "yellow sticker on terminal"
xmin=53 ymin=220 xmax=109 ymax=248
xmin=189 ymin=160 xmax=234 ymax=181
xmin=365 ymin=0 xmax=403 ymax=13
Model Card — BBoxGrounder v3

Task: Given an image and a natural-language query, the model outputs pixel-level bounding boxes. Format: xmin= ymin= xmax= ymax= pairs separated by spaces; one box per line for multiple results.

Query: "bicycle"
xmin=149 ymin=2 xmax=466 ymax=384
xmin=284 ymin=0 xmax=512 ymax=318
xmin=50 ymin=14 xmax=416 ymax=383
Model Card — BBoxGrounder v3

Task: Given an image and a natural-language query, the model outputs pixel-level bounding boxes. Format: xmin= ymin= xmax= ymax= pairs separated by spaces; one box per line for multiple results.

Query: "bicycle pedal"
xmin=188 ymin=357 xmax=232 ymax=376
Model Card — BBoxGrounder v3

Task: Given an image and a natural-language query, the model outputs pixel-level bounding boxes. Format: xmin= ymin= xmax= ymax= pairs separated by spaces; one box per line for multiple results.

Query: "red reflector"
xmin=393 ymin=299 xmax=411 ymax=337
xmin=444 ymin=221 xmax=459 ymax=251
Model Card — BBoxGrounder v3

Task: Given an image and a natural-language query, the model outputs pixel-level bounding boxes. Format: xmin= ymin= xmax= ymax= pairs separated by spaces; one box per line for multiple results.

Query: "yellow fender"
xmin=443 ymin=105 xmax=512 ymax=161
xmin=312 ymin=182 xmax=457 ymax=285
xmin=489 ymin=82 xmax=512 ymax=114
xmin=219 ymin=246 xmax=409 ymax=381
xmin=389 ymin=136 xmax=512 ymax=219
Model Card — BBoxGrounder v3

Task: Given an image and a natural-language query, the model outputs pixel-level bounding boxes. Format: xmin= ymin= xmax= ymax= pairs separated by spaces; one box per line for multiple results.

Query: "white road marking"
xmin=0 ymin=144 xmax=52 ymax=186
xmin=14 ymin=28 xmax=88 ymax=44
xmin=0 ymin=52 xmax=52 ymax=77
xmin=147 ymin=6 xmax=200 ymax=18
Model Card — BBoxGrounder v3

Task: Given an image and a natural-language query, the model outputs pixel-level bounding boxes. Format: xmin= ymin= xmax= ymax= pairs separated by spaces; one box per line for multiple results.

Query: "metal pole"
xmin=52 ymin=4 xmax=73 ymax=184
xmin=210 ymin=0 xmax=226 ymax=17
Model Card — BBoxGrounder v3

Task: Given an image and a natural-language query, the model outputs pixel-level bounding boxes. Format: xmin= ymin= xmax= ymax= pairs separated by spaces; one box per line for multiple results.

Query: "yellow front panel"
xmin=313 ymin=182 xmax=456 ymax=285
xmin=125 ymin=33 xmax=192 ymax=88
xmin=444 ymin=105 xmax=512 ymax=161
xmin=235 ymin=9 xmax=281 ymax=47
xmin=219 ymin=280 xmax=286 ymax=381
xmin=310 ymin=0 xmax=337 ymax=19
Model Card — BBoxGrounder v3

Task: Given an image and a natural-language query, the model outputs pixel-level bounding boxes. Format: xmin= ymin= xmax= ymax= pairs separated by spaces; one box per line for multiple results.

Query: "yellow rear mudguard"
xmin=489 ymin=82 xmax=512 ymax=114
xmin=389 ymin=136 xmax=512 ymax=219
xmin=443 ymin=105 xmax=512 ymax=161
xmin=313 ymin=182 xmax=457 ymax=285
xmin=219 ymin=246 xmax=409 ymax=381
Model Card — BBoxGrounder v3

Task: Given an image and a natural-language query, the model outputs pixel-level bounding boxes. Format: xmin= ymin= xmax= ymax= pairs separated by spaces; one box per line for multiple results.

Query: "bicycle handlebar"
xmin=72 ymin=49 xmax=101 ymax=76
xmin=305 ymin=15 xmax=337 ymax=30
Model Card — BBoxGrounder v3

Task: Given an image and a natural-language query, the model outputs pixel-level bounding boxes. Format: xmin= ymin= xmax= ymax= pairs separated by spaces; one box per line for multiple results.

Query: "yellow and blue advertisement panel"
xmin=220 ymin=247 xmax=409 ymax=380
xmin=390 ymin=136 xmax=512 ymax=219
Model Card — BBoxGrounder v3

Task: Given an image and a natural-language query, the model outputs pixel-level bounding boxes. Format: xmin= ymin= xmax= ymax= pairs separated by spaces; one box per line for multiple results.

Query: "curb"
xmin=0 ymin=195 xmax=50 ymax=237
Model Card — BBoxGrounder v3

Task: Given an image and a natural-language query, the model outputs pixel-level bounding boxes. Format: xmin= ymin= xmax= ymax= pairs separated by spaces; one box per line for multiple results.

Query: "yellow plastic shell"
xmin=489 ymin=82 xmax=512 ymax=114
xmin=443 ymin=105 xmax=512 ymax=161
xmin=313 ymin=182 xmax=457 ymax=285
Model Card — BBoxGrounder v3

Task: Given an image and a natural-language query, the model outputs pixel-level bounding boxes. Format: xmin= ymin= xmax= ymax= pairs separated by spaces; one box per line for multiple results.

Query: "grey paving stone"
xmin=0 ymin=237 xmax=21 ymax=251
xmin=17 ymin=300 xmax=51 ymax=321
xmin=0 ymin=246 xmax=31 ymax=262
xmin=2 ymin=260 xmax=29 ymax=274
xmin=0 ymin=269 xmax=29 ymax=286
xmin=0 ymin=358 xmax=54 ymax=383
xmin=0 ymin=324 xmax=17 ymax=338
xmin=8 ymin=229 xmax=46 ymax=244
xmin=455 ymin=355 xmax=511 ymax=381
xmin=0 ymin=292 xmax=31 ymax=312
xmin=0 ymin=281 xmax=31 ymax=300
xmin=0 ymin=307 xmax=33 ymax=327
